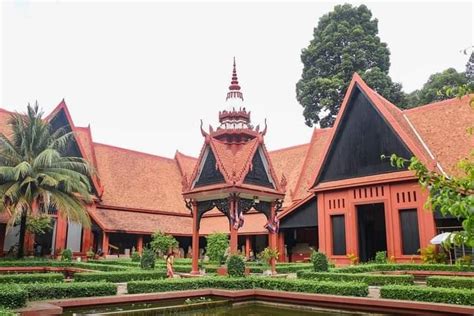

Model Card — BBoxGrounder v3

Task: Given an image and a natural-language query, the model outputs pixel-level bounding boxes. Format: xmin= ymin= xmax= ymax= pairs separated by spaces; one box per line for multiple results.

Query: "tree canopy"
xmin=0 ymin=104 xmax=94 ymax=257
xmin=406 ymin=68 xmax=468 ymax=108
xmin=296 ymin=4 xmax=405 ymax=128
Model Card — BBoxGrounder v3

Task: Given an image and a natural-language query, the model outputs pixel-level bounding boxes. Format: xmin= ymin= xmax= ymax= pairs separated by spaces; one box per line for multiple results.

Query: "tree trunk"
xmin=17 ymin=209 xmax=27 ymax=259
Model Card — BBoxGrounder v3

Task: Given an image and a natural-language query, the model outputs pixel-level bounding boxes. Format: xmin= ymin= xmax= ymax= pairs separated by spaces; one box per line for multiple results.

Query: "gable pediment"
xmin=243 ymin=147 xmax=275 ymax=188
xmin=317 ymin=86 xmax=412 ymax=184
xmin=193 ymin=147 xmax=225 ymax=188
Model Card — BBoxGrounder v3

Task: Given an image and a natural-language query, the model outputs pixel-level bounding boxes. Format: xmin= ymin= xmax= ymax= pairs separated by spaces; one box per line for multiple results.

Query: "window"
xmin=331 ymin=215 xmax=346 ymax=255
xmin=399 ymin=209 xmax=420 ymax=255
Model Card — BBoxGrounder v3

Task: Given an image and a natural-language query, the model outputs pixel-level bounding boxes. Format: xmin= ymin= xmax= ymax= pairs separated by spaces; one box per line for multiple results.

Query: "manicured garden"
xmin=0 ymin=248 xmax=473 ymax=315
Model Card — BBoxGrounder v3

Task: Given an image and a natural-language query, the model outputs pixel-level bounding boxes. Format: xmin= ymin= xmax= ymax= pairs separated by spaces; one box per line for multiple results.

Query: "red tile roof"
xmin=405 ymin=95 xmax=474 ymax=176
xmin=93 ymin=143 xmax=190 ymax=214
xmin=200 ymin=212 xmax=268 ymax=235
xmin=268 ymin=143 xmax=310 ymax=207
xmin=90 ymin=208 xmax=192 ymax=235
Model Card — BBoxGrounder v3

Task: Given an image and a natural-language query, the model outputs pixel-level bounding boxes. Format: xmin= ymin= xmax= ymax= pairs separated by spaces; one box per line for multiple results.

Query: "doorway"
xmin=357 ymin=203 xmax=387 ymax=262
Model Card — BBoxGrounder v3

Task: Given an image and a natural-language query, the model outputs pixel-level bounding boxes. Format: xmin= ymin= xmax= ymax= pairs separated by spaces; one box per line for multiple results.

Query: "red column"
xmin=268 ymin=202 xmax=277 ymax=274
xmin=191 ymin=201 xmax=200 ymax=274
xmin=245 ymin=235 xmax=251 ymax=259
xmin=277 ymin=232 xmax=286 ymax=262
xmin=229 ymin=198 xmax=238 ymax=254
xmin=55 ymin=215 xmax=67 ymax=255
xmin=82 ymin=228 xmax=92 ymax=255
xmin=136 ymin=235 xmax=143 ymax=254
xmin=0 ymin=224 xmax=5 ymax=256
xmin=102 ymin=232 xmax=109 ymax=256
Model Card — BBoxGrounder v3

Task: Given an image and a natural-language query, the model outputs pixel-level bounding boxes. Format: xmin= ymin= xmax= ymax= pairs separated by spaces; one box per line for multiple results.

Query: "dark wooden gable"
xmin=49 ymin=109 xmax=82 ymax=158
xmin=194 ymin=148 xmax=225 ymax=187
xmin=280 ymin=197 xmax=318 ymax=229
xmin=317 ymin=86 xmax=412 ymax=183
xmin=244 ymin=148 xmax=274 ymax=188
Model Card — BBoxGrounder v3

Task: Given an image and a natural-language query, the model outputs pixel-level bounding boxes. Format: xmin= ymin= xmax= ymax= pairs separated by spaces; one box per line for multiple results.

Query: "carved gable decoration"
xmin=194 ymin=147 xmax=225 ymax=187
xmin=318 ymin=87 xmax=412 ymax=183
xmin=244 ymin=147 xmax=274 ymax=188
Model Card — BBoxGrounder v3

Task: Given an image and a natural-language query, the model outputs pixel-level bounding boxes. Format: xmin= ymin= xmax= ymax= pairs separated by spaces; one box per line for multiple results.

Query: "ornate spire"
xmin=226 ymin=57 xmax=244 ymax=101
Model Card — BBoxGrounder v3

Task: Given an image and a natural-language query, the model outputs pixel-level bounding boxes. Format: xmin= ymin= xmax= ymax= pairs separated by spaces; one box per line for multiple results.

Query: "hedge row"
xmin=21 ymin=282 xmax=117 ymax=301
xmin=297 ymin=271 xmax=414 ymax=286
xmin=0 ymin=285 xmax=27 ymax=309
xmin=427 ymin=276 xmax=474 ymax=289
xmin=74 ymin=270 xmax=167 ymax=282
xmin=380 ymin=285 xmax=474 ymax=306
xmin=0 ymin=273 xmax=64 ymax=284
xmin=128 ymin=277 xmax=368 ymax=297
xmin=334 ymin=264 xmax=474 ymax=274
xmin=88 ymin=260 xmax=139 ymax=268
xmin=0 ymin=260 xmax=128 ymax=272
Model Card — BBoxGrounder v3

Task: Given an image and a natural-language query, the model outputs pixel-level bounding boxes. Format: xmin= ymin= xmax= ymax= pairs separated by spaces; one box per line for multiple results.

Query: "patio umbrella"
xmin=430 ymin=232 xmax=453 ymax=245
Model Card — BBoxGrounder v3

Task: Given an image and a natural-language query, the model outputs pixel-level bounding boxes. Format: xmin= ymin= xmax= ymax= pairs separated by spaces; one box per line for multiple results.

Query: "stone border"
xmin=19 ymin=288 xmax=474 ymax=315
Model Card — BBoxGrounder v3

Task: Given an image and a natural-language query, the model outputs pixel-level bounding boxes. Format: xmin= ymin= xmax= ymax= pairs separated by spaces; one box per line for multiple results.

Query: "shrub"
xmin=128 ymin=277 xmax=368 ymax=297
xmin=74 ymin=270 xmax=167 ymax=282
xmin=0 ymin=308 xmax=17 ymax=316
xmin=150 ymin=231 xmax=178 ymax=256
xmin=131 ymin=252 xmax=141 ymax=262
xmin=375 ymin=251 xmax=387 ymax=264
xmin=206 ymin=233 xmax=229 ymax=264
xmin=419 ymin=245 xmax=447 ymax=264
xmin=61 ymin=248 xmax=73 ymax=261
xmin=427 ymin=276 xmax=474 ymax=289
xmin=381 ymin=285 xmax=474 ymax=306
xmin=0 ymin=285 xmax=27 ymax=309
xmin=0 ymin=273 xmax=63 ymax=283
xmin=297 ymin=271 xmax=414 ymax=286
xmin=227 ymin=255 xmax=245 ymax=277
xmin=311 ymin=251 xmax=328 ymax=272
xmin=140 ymin=247 xmax=156 ymax=270
xmin=333 ymin=263 xmax=474 ymax=273
xmin=21 ymin=282 xmax=116 ymax=301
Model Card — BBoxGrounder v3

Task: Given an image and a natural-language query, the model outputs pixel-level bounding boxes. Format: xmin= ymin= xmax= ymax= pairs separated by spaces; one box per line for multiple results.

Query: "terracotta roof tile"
xmin=268 ymin=143 xmax=310 ymax=207
xmin=175 ymin=151 xmax=197 ymax=177
xmin=91 ymin=208 xmax=192 ymax=235
xmin=200 ymin=212 xmax=268 ymax=235
xmin=292 ymin=128 xmax=331 ymax=201
xmin=0 ymin=109 xmax=13 ymax=139
xmin=210 ymin=137 xmax=260 ymax=183
xmin=93 ymin=143 xmax=189 ymax=214
xmin=405 ymin=95 xmax=474 ymax=176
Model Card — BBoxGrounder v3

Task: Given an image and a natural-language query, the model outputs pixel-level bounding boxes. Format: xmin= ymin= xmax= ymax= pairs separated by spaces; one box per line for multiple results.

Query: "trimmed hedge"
xmin=334 ymin=263 xmax=474 ymax=274
xmin=21 ymin=282 xmax=117 ymax=301
xmin=381 ymin=285 xmax=474 ymax=306
xmin=0 ymin=285 xmax=27 ymax=309
xmin=0 ymin=260 xmax=128 ymax=272
xmin=427 ymin=276 xmax=474 ymax=289
xmin=0 ymin=273 xmax=64 ymax=284
xmin=74 ymin=270 xmax=167 ymax=282
xmin=297 ymin=271 xmax=414 ymax=286
xmin=128 ymin=277 xmax=368 ymax=297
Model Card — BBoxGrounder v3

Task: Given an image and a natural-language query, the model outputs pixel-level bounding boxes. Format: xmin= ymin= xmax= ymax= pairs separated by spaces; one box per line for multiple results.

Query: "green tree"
xmin=0 ymin=104 xmax=94 ymax=258
xmin=466 ymin=52 xmax=474 ymax=83
xmin=296 ymin=4 xmax=405 ymax=127
xmin=150 ymin=231 xmax=178 ymax=256
xmin=406 ymin=68 xmax=468 ymax=108
xmin=206 ymin=233 xmax=229 ymax=264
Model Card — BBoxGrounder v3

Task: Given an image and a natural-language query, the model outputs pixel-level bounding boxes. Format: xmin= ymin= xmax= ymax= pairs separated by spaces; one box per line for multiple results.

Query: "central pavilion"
xmin=182 ymin=59 xmax=286 ymax=273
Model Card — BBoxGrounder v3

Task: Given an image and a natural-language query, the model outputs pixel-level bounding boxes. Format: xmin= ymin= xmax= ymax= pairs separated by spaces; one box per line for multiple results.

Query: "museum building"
xmin=0 ymin=61 xmax=472 ymax=265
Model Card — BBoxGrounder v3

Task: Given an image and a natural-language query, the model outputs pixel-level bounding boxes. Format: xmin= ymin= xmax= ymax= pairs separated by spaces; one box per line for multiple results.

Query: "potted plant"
xmin=259 ymin=247 xmax=279 ymax=275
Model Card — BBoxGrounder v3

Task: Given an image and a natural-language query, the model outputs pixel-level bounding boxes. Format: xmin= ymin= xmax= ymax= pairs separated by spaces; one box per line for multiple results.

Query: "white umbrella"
xmin=430 ymin=232 xmax=453 ymax=245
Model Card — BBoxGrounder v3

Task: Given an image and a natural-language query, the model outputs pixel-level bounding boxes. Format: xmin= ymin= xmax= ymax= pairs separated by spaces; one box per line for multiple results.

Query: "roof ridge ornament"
xmin=226 ymin=57 xmax=244 ymax=101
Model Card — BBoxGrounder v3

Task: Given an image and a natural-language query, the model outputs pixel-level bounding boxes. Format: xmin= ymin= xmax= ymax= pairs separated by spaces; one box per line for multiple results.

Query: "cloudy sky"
xmin=1 ymin=1 xmax=472 ymax=158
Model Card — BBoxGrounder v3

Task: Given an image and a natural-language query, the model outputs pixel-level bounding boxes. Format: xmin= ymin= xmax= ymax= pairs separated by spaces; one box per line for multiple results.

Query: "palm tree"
xmin=0 ymin=103 xmax=94 ymax=258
